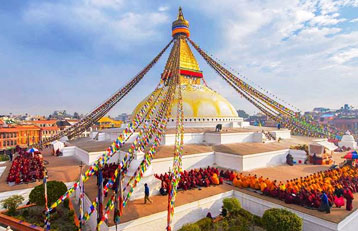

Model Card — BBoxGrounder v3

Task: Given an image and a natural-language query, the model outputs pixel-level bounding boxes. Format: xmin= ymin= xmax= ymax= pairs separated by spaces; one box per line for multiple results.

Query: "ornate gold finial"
xmin=172 ymin=7 xmax=190 ymax=37
xmin=178 ymin=7 xmax=184 ymax=20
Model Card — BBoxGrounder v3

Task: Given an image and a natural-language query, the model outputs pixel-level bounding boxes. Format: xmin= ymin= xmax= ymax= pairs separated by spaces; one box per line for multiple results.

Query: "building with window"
xmin=0 ymin=127 xmax=18 ymax=154
xmin=30 ymin=120 xmax=57 ymax=128
xmin=40 ymin=126 xmax=60 ymax=142
xmin=16 ymin=125 xmax=41 ymax=147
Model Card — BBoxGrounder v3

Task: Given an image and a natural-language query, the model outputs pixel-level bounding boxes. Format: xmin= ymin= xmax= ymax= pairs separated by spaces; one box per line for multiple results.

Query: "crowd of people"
xmin=6 ymin=149 xmax=45 ymax=184
xmin=155 ymin=167 xmax=223 ymax=195
xmin=230 ymin=166 xmax=357 ymax=212
xmin=95 ymin=163 xmax=120 ymax=191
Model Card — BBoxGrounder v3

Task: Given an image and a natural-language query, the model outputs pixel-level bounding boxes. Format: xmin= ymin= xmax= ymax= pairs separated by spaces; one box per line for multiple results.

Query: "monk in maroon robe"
xmin=344 ymin=187 xmax=354 ymax=211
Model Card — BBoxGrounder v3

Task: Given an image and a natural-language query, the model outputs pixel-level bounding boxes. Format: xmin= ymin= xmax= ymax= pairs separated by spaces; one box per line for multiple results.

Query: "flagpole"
xmin=97 ymin=165 xmax=104 ymax=231
xmin=114 ymin=158 xmax=122 ymax=231
xmin=44 ymin=169 xmax=48 ymax=211
xmin=79 ymin=161 xmax=84 ymax=230
xmin=43 ymin=168 xmax=50 ymax=230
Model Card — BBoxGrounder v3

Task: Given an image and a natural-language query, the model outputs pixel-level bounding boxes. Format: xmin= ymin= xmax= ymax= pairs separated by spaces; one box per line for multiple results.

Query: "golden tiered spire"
xmin=172 ymin=7 xmax=190 ymax=37
xmin=162 ymin=8 xmax=203 ymax=85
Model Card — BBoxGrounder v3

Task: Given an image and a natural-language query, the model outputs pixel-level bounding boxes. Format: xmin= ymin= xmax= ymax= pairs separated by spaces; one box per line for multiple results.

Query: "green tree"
xmin=222 ymin=197 xmax=241 ymax=214
xmin=178 ymin=223 xmax=201 ymax=231
xmin=29 ymin=181 xmax=67 ymax=206
xmin=1 ymin=195 xmax=24 ymax=216
xmin=262 ymin=208 xmax=302 ymax=231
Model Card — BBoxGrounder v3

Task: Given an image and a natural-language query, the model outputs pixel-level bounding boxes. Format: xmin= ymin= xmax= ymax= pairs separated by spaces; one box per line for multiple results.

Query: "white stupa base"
xmin=124 ymin=151 xmax=161 ymax=200
xmin=338 ymin=141 xmax=357 ymax=150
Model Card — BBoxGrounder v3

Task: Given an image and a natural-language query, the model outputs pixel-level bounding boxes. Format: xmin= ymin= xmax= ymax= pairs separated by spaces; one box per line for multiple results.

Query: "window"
xmin=7 ymin=141 xmax=9 ymax=146
xmin=3 ymin=141 xmax=5 ymax=146
xmin=10 ymin=140 xmax=13 ymax=145
xmin=14 ymin=141 xmax=17 ymax=145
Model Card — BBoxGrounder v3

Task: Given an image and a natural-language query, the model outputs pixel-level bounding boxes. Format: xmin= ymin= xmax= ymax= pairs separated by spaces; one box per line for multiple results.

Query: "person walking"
xmin=144 ymin=183 xmax=152 ymax=204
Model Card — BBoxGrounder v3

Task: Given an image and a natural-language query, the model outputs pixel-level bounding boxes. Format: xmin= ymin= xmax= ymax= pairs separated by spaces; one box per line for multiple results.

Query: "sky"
xmin=0 ymin=0 xmax=358 ymax=117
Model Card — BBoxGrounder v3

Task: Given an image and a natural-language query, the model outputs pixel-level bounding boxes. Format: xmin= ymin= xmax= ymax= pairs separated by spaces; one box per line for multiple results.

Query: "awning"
xmin=315 ymin=140 xmax=338 ymax=151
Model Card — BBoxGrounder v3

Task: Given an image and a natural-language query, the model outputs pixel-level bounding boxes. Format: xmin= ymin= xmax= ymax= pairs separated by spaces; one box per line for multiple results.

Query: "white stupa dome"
xmin=339 ymin=131 xmax=357 ymax=149
xmin=132 ymin=84 xmax=243 ymax=128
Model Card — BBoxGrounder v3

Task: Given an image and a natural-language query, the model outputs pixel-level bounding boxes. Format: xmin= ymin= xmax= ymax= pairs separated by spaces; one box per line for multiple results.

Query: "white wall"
xmin=161 ymin=133 xmax=205 ymax=146
xmin=241 ymin=149 xmax=289 ymax=171
xmin=271 ymin=130 xmax=291 ymax=140
xmin=62 ymin=146 xmax=76 ymax=157
xmin=109 ymin=190 xmax=358 ymax=231
xmin=214 ymin=149 xmax=289 ymax=172
xmin=108 ymin=189 xmax=358 ymax=231
xmin=215 ymin=152 xmax=243 ymax=171
xmin=69 ymin=147 xmax=289 ymax=173
xmin=114 ymin=191 xmax=233 ymax=231
xmin=152 ymin=152 xmax=215 ymax=174
xmin=233 ymin=190 xmax=342 ymax=231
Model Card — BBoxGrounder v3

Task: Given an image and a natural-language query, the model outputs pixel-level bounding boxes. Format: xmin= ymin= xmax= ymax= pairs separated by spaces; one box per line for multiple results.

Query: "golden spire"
xmin=172 ymin=7 xmax=190 ymax=37
xmin=177 ymin=7 xmax=185 ymax=21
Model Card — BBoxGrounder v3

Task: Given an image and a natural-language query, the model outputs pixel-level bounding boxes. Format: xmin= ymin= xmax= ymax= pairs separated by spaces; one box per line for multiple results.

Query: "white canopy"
xmin=51 ymin=140 xmax=65 ymax=152
xmin=315 ymin=140 xmax=338 ymax=151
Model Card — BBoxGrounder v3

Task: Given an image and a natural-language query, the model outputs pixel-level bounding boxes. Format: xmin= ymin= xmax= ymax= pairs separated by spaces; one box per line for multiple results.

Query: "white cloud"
xmin=87 ymin=0 xmax=123 ymax=9
xmin=186 ymin=0 xmax=358 ymax=112
xmin=351 ymin=18 xmax=358 ymax=22
xmin=158 ymin=6 xmax=169 ymax=12
xmin=22 ymin=1 xmax=169 ymax=51
xmin=331 ymin=48 xmax=358 ymax=64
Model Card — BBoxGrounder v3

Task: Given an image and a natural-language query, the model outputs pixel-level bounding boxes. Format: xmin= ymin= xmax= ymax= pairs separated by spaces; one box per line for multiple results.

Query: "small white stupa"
xmin=339 ymin=131 xmax=357 ymax=150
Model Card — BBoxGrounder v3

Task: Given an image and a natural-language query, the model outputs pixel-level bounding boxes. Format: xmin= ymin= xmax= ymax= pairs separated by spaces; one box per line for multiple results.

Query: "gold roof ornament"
xmin=172 ymin=7 xmax=190 ymax=37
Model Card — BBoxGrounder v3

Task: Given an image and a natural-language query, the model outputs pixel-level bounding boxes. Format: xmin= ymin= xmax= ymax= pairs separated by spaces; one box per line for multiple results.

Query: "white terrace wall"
xmin=271 ymin=130 xmax=291 ymax=139
xmin=241 ymin=149 xmax=289 ymax=171
xmin=100 ymin=189 xmax=358 ymax=231
xmin=233 ymin=190 xmax=358 ymax=231
xmin=114 ymin=191 xmax=233 ymax=231
xmin=161 ymin=133 xmax=205 ymax=146
xmin=152 ymin=152 xmax=215 ymax=174
xmin=214 ymin=149 xmax=289 ymax=172
xmin=66 ymin=146 xmax=289 ymax=172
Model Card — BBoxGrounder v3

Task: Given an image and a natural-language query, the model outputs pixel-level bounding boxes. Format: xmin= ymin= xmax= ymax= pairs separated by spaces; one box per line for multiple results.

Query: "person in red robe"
xmin=343 ymin=187 xmax=354 ymax=211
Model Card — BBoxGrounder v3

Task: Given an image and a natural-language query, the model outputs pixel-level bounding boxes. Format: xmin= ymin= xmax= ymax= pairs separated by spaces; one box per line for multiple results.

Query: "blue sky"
xmin=0 ymin=0 xmax=358 ymax=116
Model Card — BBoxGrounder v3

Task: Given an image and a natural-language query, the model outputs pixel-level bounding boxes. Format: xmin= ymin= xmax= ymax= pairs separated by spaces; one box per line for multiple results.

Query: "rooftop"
xmin=30 ymin=120 xmax=57 ymax=124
